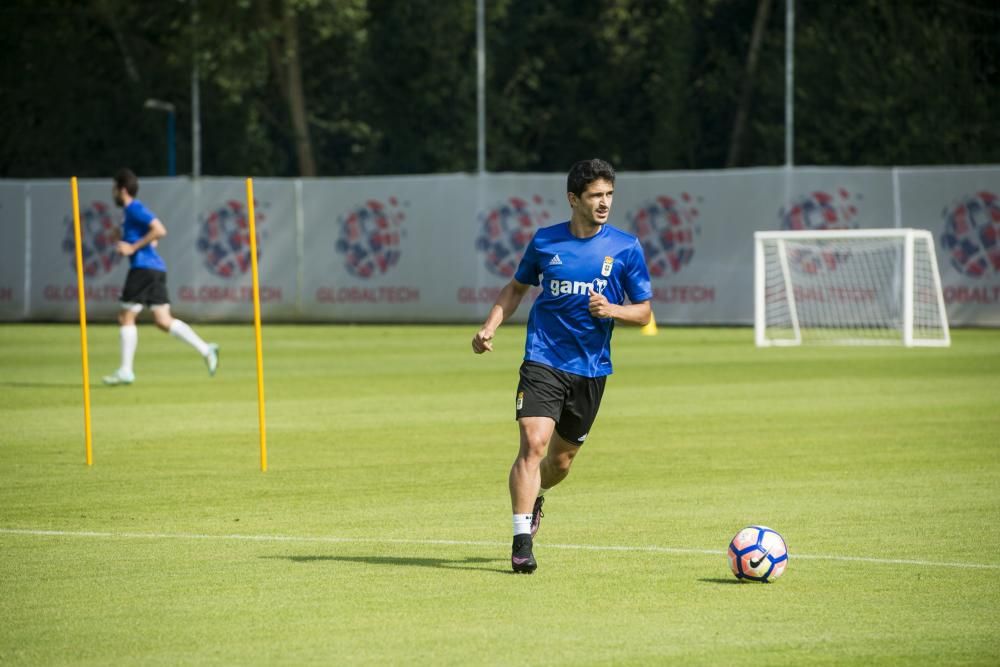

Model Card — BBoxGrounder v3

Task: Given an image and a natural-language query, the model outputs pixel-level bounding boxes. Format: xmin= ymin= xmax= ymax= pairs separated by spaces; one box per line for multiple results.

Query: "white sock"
xmin=513 ymin=513 xmax=532 ymax=537
xmin=169 ymin=319 xmax=210 ymax=356
xmin=120 ymin=325 xmax=137 ymax=375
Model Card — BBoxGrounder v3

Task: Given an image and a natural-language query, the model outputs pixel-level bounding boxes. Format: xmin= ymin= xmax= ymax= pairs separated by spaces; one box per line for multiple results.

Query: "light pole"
xmin=144 ymin=98 xmax=176 ymax=176
xmin=476 ymin=0 xmax=485 ymax=174
xmin=783 ymin=0 xmax=795 ymax=207
xmin=191 ymin=0 xmax=201 ymax=178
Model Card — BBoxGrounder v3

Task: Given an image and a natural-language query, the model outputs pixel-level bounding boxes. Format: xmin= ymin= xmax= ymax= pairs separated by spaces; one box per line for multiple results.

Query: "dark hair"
xmin=567 ymin=158 xmax=615 ymax=197
xmin=114 ymin=168 xmax=139 ymax=196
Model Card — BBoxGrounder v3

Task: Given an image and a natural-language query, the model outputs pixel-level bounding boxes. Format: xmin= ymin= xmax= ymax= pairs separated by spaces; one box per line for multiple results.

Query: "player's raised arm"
xmin=472 ymin=279 xmax=531 ymax=353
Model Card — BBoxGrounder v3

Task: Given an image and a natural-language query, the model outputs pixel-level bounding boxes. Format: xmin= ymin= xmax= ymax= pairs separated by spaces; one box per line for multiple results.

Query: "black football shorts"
xmin=515 ymin=361 xmax=607 ymax=445
xmin=121 ymin=268 xmax=170 ymax=307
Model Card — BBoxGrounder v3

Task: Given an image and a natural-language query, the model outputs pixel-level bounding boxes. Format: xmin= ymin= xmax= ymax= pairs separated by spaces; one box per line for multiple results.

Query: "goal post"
xmin=754 ymin=228 xmax=950 ymax=347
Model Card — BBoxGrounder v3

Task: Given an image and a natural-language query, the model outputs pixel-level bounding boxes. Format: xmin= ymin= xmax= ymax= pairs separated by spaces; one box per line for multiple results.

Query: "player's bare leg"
xmin=539 ymin=432 xmax=580 ymax=490
xmin=530 ymin=432 xmax=580 ymax=537
xmin=509 ymin=416 xmax=555 ymax=573
xmin=510 ymin=416 xmax=555 ymax=514
xmin=151 ymin=303 xmax=174 ymax=333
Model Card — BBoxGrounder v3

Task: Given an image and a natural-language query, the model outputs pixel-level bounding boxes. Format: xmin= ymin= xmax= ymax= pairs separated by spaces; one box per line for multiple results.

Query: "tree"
xmin=792 ymin=0 xmax=1000 ymax=166
xmin=0 ymin=0 xmax=997 ymax=177
xmin=725 ymin=0 xmax=773 ymax=167
xmin=0 ymin=0 xmax=189 ymax=177
xmin=361 ymin=0 xmax=477 ymax=173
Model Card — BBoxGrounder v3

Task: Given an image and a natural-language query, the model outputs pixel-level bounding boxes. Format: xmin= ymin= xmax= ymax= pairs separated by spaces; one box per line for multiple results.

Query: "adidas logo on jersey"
xmin=548 ymin=254 xmax=562 ymax=265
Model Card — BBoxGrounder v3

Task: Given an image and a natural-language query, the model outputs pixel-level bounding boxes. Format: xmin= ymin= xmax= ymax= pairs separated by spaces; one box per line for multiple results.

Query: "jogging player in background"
xmin=471 ymin=158 xmax=652 ymax=574
xmin=102 ymin=168 xmax=219 ymax=385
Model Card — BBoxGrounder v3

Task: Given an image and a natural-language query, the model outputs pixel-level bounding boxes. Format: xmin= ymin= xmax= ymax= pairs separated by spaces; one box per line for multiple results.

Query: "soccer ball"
xmin=728 ymin=525 xmax=788 ymax=582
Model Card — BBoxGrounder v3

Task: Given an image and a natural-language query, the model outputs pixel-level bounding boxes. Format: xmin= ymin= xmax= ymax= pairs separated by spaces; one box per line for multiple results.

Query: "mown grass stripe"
xmin=3 ymin=527 xmax=997 ymax=570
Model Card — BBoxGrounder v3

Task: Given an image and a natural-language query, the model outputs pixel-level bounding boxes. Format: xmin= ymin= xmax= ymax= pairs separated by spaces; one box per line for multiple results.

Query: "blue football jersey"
xmin=122 ymin=199 xmax=167 ymax=272
xmin=514 ymin=221 xmax=652 ymax=377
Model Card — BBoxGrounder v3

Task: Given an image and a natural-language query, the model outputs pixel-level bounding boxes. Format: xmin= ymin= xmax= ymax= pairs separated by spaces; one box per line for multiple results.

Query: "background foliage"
xmin=1 ymin=0 xmax=997 ymax=177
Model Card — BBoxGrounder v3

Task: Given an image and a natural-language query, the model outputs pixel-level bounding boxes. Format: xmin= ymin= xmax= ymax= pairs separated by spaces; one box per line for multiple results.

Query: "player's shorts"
xmin=121 ymin=268 xmax=170 ymax=309
xmin=515 ymin=361 xmax=607 ymax=445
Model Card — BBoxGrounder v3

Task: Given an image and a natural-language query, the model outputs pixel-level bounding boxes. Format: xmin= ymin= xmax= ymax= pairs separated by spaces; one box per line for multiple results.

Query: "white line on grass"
xmin=2 ymin=527 xmax=997 ymax=570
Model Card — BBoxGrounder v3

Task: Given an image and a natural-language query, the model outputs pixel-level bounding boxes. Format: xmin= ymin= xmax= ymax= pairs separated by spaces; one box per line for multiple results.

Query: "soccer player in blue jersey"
xmin=102 ymin=168 xmax=219 ymax=385
xmin=472 ymin=158 xmax=652 ymax=573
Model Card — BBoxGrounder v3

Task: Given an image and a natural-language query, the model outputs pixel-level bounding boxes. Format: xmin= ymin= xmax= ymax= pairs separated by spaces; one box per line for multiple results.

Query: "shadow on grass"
xmin=697 ymin=578 xmax=745 ymax=585
xmin=264 ymin=554 xmax=509 ymax=574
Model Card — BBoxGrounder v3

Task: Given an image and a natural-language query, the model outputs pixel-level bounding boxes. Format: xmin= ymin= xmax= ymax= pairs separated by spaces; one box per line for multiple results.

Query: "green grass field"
xmin=1 ymin=323 xmax=998 ymax=665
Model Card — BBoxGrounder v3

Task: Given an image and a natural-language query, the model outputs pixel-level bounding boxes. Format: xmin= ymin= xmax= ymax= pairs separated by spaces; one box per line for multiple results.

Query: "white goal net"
xmin=754 ymin=229 xmax=950 ymax=347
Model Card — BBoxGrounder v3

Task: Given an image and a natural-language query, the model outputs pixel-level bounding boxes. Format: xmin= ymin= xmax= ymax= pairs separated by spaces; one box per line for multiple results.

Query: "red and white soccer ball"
xmin=728 ymin=525 xmax=788 ymax=583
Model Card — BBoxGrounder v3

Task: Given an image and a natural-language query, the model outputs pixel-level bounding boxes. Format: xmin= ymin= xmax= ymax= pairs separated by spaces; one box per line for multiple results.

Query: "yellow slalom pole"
xmin=246 ymin=178 xmax=268 ymax=472
xmin=70 ymin=177 xmax=94 ymax=465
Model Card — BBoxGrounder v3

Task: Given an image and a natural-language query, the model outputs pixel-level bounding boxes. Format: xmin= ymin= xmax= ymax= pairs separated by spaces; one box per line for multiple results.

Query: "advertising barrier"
xmin=1 ymin=167 xmax=996 ymax=326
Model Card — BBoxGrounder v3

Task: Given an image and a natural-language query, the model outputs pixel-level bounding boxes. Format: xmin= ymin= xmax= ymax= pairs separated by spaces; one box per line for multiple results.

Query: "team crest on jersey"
xmin=516 ymin=391 xmax=524 ymax=410
xmin=601 ymin=256 xmax=613 ymax=277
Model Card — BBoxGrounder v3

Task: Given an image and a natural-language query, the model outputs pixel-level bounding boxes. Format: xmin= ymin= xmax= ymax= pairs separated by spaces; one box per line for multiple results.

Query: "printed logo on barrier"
xmin=335 ymin=198 xmax=407 ymax=279
xmin=779 ymin=189 xmax=860 ymax=274
xmin=939 ymin=191 xmax=1000 ymax=279
xmin=61 ymin=201 xmax=122 ymax=276
xmin=197 ymin=200 xmax=268 ymax=279
xmin=780 ymin=189 xmax=860 ymax=232
xmin=475 ymin=195 xmax=554 ymax=278
xmin=627 ymin=194 xmax=701 ymax=277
